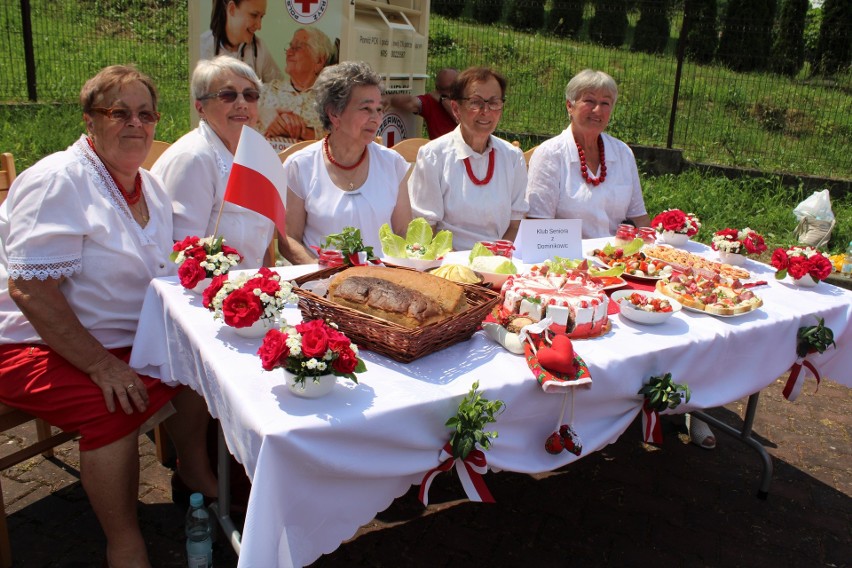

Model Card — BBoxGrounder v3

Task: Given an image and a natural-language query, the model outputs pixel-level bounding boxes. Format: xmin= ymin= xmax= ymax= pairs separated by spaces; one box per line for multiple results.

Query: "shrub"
xmin=507 ymin=0 xmax=545 ymax=31
xmin=813 ymin=0 xmax=852 ymax=76
xmin=589 ymin=0 xmax=628 ymax=48
xmin=631 ymin=0 xmax=671 ymax=55
xmin=718 ymin=0 xmax=776 ymax=72
xmin=549 ymin=0 xmax=585 ymax=39
xmin=684 ymin=0 xmax=718 ymax=64
xmin=471 ymin=0 xmax=504 ymax=24
xmin=771 ymin=0 xmax=808 ymax=77
xmin=431 ymin=0 xmax=465 ymax=18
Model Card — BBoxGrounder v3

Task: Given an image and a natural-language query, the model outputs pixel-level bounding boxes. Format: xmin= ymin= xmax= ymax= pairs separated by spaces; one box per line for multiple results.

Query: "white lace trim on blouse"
xmin=7 ymin=255 xmax=83 ymax=281
xmin=72 ymin=136 xmax=155 ymax=246
xmin=198 ymin=122 xmax=230 ymax=179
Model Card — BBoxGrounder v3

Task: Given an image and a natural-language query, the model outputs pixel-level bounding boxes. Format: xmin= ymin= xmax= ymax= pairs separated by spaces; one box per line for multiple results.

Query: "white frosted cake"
xmin=500 ymin=271 xmax=609 ymax=337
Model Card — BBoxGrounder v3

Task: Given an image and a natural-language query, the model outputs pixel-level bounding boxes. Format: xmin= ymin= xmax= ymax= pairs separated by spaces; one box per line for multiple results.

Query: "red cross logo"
xmin=294 ymin=0 xmax=318 ymax=13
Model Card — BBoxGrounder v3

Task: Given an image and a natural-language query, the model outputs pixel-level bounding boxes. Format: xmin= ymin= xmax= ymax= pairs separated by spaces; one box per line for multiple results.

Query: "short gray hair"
xmin=564 ymin=69 xmax=618 ymax=105
xmin=297 ymin=26 xmax=334 ymax=64
xmin=191 ymin=55 xmax=262 ymax=101
xmin=313 ymin=61 xmax=382 ymax=131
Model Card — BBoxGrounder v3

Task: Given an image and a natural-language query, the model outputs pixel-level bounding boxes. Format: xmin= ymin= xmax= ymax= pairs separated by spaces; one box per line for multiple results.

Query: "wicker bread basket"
xmin=291 ymin=265 xmax=500 ymax=363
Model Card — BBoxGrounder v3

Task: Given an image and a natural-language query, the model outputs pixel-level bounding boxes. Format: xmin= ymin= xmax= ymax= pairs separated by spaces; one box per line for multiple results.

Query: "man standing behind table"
xmin=385 ymin=68 xmax=458 ymax=139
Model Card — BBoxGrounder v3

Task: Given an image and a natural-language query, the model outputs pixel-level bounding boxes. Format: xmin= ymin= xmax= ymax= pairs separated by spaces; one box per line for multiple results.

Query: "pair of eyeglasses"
xmin=90 ymin=107 xmax=161 ymax=125
xmin=287 ymin=42 xmax=308 ymax=52
xmin=461 ymin=97 xmax=505 ymax=112
xmin=198 ymin=88 xmax=261 ymax=103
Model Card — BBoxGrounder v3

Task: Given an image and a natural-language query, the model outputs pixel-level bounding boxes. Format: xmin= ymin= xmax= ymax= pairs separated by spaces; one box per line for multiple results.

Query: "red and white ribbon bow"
xmin=641 ymin=399 xmax=663 ymax=444
xmin=419 ymin=442 xmax=494 ymax=506
xmin=783 ymin=355 xmax=821 ymax=402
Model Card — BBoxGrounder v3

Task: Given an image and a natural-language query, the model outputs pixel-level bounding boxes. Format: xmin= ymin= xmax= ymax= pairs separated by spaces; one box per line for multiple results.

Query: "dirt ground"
xmin=3 ymin=375 xmax=850 ymax=568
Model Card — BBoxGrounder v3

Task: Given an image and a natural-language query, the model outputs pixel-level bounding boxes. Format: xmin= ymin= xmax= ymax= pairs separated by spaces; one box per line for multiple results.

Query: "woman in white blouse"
xmin=282 ymin=61 xmax=412 ymax=264
xmin=0 ymin=66 xmax=217 ymax=566
xmin=153 ymin=56 xmax=274 ymax=268
xmin=407 ymin=66 xmax=528 ymax=250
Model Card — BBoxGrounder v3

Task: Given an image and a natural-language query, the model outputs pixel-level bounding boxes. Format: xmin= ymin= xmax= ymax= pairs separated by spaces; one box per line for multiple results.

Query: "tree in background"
xmin=471 ymin=0 xmax=504 ymax=25
xmin=802 ymin=6 xmax=822 ymax=68
xmin=507 ymin=0 xmax=546 ymax=32
xmin=770 ymin=0 xmax=808 ymax=76
xmin=431 ymin=0 xmax=465 ymax=18
xmin=589 ymin=0 xmax=628 ymax=47
xmin=684 ymin=0 xmax=718 ymax=64
xmin=631 ymin=0 xmax=671 ymax=54
xmin=813 ymin=0 xmax=852 ymax=76
xmin=718 ymin=0 xmax=776 ymax=72
xmin=549 ymin=0 xmax=586 ymax=39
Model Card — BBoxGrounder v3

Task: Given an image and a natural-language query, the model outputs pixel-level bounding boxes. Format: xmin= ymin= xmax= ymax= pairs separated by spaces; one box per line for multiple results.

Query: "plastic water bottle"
xmin=186 ymin=492 xmax=213 ymax=568
xmin=842 ymin=241 xmax=852 ymax=277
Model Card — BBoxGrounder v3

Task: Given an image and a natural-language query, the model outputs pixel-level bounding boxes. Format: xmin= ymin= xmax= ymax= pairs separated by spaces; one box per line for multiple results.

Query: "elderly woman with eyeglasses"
xmin=282 ymin=61 xmax=412 ymax=264
xmin=258 ymin=26 xmax=334 ymax=142
xmin=0 ymin=65 xmax=217 ymax=566
xmin=407 ymin=66 xmax=528 ymax=250
xmin=153 ymin=55 xmax=274 ymax=268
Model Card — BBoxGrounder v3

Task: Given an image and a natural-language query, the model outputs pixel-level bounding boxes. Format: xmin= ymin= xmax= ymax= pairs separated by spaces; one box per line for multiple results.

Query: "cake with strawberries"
xmin=499 ymin=270 xmax=609 ymax=338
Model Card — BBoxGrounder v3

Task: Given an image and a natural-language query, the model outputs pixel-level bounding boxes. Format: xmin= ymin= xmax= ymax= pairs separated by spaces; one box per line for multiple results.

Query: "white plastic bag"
xmin=793 ymin=189 xmax=834 ymax=221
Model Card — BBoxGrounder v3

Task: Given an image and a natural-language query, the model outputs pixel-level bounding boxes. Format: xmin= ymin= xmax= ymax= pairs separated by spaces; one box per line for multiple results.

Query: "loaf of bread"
xmin=327 ymin=266 xmax=468 ymax=328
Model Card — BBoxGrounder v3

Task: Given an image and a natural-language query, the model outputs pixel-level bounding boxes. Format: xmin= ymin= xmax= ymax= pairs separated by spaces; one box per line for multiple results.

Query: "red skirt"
xmin=0 ymin=344 xmax=180 ymax=451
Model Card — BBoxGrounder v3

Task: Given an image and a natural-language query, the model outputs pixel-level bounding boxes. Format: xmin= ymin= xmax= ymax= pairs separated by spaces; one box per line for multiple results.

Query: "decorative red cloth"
xmin=418 ymin=94 xmax=457 ymax=139
xmin=0 ymin=344 xmax=179 ymax=451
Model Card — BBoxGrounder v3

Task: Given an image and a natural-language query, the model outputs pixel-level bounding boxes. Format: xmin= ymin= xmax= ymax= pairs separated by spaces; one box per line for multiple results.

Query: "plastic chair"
xmin=142 ymin=140 xmax=171 ymax=170
xmin=390 ymin=137 xmax=429 ymax=163
xmin=0 ymin=153 xmax=16 ymax=206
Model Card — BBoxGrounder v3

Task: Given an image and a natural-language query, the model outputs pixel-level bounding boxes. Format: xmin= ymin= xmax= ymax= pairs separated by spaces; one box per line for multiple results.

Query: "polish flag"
xmin=223 ymin=125 xmax=287 ymax=235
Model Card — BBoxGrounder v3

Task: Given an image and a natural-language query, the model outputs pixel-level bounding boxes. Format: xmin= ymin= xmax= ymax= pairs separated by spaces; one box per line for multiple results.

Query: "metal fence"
xmin=1 ymin=0 xmax=850 ymax=180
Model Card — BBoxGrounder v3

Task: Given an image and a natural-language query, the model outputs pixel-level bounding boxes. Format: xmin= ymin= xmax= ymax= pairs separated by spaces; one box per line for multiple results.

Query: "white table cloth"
xmin=130 ymin=238 xmax=852 ymax=567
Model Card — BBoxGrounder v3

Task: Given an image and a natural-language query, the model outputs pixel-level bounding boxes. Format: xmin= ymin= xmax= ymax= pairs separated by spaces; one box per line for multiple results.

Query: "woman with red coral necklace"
xmin=282 ymin=61 xmax=412 ymax=265
xmin=526 ymin=69 xmax=650 ymax=238
xmin=408 ymin=67 xmax=529 ymax=250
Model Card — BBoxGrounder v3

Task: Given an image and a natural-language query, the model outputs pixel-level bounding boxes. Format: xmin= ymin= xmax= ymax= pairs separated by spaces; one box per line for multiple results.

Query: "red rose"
xmin=185 ymin=245 xmax=208 ymax=262
xmin=178 ymin=258 xmax=207 ymax=288
xmin=222 ymin=287 xmax=264 ymax=327
xmin=332 ymin=347 xmax=357 ymax=374
xmin=683 ymin=214 xmax=700 ymax=237
xmin=221 ymin=244 xmax=243 ymax=262
xmin=297 ymin=319 xmax=329 ymax=358
xmin=808 ymin=255 xmax=832 ymax=281
xmin=742 ymin=233 xmax=766 ymax=255
xmin=174 ymin=236 xmax=200 ymax=252
xmin=327 ymin=331 xmax=352 ymax=354
xmin=716 ymin=228 xmax=739 ymax=241
xmin=256 ymin=275 xmax=282 ymax=296
xmin=770 ymin=248 xmax=789 ymax=270
xmin=787 ymin=256 xmax=809 ymax=279
xmin=202 ymin=274 xmax=228 ymax=309
xmin=654 ymin=210 xmax=687 ymax=232
xmin=257 ymin=329 xmax=290 ymax=371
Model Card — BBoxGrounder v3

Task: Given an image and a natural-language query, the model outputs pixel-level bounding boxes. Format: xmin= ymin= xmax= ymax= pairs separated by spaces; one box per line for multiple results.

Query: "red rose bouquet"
xmin=170 ymin=235 xmax=243 ymax=289
xmin=770 ymin=246 xmax=833 ymax=283
xmin=257 ymin=319 xmax=366 ymax=386
xmin=204 ymin=267 xmax=298 ymax=329
xmin=711 ymin=227 xmax=767 ymax=256
xmin=650 ymin=209 xmax=701 ymax=237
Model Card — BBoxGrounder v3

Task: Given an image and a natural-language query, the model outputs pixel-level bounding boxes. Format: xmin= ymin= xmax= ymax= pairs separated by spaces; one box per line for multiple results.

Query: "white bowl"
xmin=611 ymin=289 xmax=681 ymax=325
xmin=658 ymin=231 xmax=689 ymax=247
xmin=382 ymin=256 xmax=443 ymax=271
xmin=477 ymin=270 xmax=511 ymax=290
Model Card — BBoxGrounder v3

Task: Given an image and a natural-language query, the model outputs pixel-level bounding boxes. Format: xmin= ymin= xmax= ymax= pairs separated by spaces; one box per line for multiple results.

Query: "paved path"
xmin=2 ymin=375 xmax=850 ymax=567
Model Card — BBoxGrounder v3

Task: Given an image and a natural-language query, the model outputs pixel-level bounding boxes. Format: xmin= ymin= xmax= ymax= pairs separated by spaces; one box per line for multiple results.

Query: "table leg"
xmin=209 ymin=422 xmax=242 ymax=554
xmin=691 ymin=392 xmax=773 ymax=500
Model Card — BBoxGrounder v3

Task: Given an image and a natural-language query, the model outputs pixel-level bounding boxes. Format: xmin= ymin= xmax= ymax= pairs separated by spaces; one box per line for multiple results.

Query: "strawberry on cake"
xmin=499 ymin=270 xmax=610 ymax=338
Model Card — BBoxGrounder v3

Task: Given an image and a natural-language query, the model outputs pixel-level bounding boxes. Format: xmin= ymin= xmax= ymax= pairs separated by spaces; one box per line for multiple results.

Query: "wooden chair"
xmin=0 ymin=153 xmax=16 ymax=206
xmin=142 ymin=140 xmax=171 ymax=170
xmin=390 ymin=137 xmax=429 ymax=163
xmin=277 ymin=139 xmax=318 ymax=164
xmin=523 ymin=145 xmax=539 ymax=168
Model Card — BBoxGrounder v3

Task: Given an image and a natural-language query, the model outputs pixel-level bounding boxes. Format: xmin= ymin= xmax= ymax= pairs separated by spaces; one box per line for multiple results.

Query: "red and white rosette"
xmin=419 ymin=442 xmax=494 ymax=506
xmin=640 ymin=399 xmax=663 ymax=444
xmin=782 ymin=351 xmax=821 ymax=402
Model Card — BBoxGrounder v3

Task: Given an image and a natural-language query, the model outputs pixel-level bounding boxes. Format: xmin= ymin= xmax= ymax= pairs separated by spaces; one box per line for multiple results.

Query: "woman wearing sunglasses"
xmin=282 ymin=61 xmax=412 ymax=264
xmin=408 ymin=66 xmax=528 ymax=250
xmin=153 ymin=56 xmax=275 ymax=268
xmin=0 ymin=65 xmax=217 ymax=566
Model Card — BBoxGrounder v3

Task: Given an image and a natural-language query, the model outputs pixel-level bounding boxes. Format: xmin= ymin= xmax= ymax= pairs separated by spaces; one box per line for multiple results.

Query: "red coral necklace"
xmin=463 ymin=148 xmax=495 ymax=186
xmin=324 ymin=135 xmax=367 ymax=171
xmin=576 ymin=136 xmax=606 ymax=186
xmin=86 ymin=137 xmax=142 ymax=204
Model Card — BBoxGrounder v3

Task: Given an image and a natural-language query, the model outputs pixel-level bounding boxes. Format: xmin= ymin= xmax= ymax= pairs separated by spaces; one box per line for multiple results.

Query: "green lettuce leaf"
xmin=468 ymin=242 xmax=494 ymax=263
xmin=378 ymin=223 xmax=407 ymax=258
xmin=423 ymin=229 xmax=453 ymax=260
xmin=471 ymin=255 xmax=517 ymax=274
xmin=405 ymin=218 xmax=433 ymax=247
xmin=603 ymin=237 xmax=644 ymax=257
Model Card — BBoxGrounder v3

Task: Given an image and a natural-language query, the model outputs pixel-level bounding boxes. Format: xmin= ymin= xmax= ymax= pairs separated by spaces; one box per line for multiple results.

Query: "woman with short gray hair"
xmin=153 ymin=55 xmax=275 ymax=268
xmin=282 ymin=61 xmax=412 ymax=264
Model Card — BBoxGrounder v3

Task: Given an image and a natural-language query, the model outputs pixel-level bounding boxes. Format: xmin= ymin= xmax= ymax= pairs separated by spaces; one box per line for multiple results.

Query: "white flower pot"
xmin=717 ymin=251 xmax=746 ymax=266
xmin=659 ymin=230 xmax=689 ymax=246
xmin=232 ymin=317 xmax=275 ymax=338
xmin=190 ymin=277 xmax=212 ymax=294
xmin=792 ymin=274 xmax=819 ymax=287
xmin=285 ymin=371 xmax=336 ymax=398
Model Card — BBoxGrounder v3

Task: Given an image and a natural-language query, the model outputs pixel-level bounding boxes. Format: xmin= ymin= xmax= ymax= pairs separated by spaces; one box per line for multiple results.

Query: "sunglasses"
xmin=198 ymin=88 xmax=261 ymax=103
xmin=461 ymin=97 xmax=505 ymax=112
xmin=90 ymin=107 xmax=161 ymax=125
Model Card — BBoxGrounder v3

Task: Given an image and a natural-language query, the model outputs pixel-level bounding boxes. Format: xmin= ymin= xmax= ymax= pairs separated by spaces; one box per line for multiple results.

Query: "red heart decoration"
xmin=536 ymin=335 xmax=577 ymax=375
